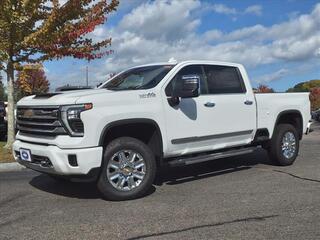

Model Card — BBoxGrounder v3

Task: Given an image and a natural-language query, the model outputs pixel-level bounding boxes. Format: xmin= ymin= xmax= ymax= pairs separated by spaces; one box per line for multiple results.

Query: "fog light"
xmin=68 ymin=154 xmax=78 ymax=167
xmin=40 ymin=159 xmax=52 ymax=168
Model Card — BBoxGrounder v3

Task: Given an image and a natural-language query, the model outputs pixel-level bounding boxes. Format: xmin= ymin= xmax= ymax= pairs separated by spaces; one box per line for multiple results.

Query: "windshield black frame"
xmin=102 ymin=65 xmax=175 ymax=91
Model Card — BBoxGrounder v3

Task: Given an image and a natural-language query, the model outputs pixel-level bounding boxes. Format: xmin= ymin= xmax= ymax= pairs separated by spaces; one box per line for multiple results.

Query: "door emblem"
xmin=139 ymin=93 xmax=156 ymax=99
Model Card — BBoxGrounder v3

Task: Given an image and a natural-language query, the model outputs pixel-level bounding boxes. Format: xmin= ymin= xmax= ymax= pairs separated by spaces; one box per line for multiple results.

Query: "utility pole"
xmin=86 ymin=65 xmax=89 ymax=87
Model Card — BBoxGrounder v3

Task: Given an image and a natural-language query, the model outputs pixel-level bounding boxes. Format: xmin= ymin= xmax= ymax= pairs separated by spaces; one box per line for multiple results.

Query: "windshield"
xmin=103 ymin=65 xmax=174 ymax=90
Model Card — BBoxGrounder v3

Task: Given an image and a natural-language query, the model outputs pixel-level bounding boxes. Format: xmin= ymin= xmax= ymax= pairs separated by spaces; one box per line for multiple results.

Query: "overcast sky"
xmin=42 ymin=0 xmax=320 ymax=91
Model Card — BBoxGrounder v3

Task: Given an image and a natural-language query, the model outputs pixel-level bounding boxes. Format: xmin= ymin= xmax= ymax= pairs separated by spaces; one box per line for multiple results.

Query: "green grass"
xmin=0 ymin=142 xmax=15 ymax=163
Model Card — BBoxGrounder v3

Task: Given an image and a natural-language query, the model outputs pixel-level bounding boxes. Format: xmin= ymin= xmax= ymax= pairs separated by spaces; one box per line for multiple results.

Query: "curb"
xmin=0 ymin=162 xmax=25 ymax=172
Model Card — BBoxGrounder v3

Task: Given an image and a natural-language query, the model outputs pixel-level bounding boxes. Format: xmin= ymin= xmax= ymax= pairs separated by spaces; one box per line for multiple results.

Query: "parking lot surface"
xmin=1 ymin=122 xmax=320 ymax=240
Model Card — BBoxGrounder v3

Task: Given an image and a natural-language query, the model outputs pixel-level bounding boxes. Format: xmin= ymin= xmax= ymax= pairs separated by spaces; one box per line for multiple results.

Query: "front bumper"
xmin=13 ymin=140 xmax=103 ymax=176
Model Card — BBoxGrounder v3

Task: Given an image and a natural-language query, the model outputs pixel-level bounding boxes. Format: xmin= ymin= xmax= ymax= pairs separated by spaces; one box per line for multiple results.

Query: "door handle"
xmin=204 ymin=102 xmax=215 ymax=107
xmin=244 ymin=100 xmax=253 ymax=105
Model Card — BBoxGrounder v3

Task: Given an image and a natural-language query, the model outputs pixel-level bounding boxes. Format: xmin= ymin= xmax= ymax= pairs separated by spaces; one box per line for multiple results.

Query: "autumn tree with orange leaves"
xmin=0 ymin=0 xmax=119 ymax=148
xmin=255 ymin=84 xmax=275 ymax=93
xmin=16 ymin=64 xmax=49 ymax=100
xmin=310 ymin=87 xmax=320 ymax=111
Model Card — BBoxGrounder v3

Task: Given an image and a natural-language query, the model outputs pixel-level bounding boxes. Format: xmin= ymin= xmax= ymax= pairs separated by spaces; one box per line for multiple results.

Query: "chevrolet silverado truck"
xmin=13 ymin=60 xmax=311 ymax=200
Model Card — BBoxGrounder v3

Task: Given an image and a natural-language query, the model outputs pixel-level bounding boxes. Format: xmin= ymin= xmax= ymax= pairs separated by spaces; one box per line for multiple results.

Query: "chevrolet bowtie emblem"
xmin=23 ymin=109 xmax=34 ymax=118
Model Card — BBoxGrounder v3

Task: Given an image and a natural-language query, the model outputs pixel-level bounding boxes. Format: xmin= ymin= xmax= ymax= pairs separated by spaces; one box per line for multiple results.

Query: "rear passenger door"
xmin=201 ymin=64 xmax=256 ymax=147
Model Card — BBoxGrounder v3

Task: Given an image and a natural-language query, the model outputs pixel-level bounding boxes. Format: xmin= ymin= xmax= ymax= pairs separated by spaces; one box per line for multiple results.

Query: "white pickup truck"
xmin=13 ymin=60 xmax=310 ymax=200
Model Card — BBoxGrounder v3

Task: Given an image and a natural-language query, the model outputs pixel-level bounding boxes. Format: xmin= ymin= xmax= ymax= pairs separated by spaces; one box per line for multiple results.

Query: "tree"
xmin=310 ymin=87 xmax=320 ymax=111
xmin=287 ymin=80 xmax=320 ymax=92
xmin=256 ymin=84 xmax=275 ymax=93
xmin=0 ymin=0 xmax=119 ymax=148
xmin=286 ymin=80 xmax=320 ymax=110
xmin=15 ymin=64 xmax=49 ymax=101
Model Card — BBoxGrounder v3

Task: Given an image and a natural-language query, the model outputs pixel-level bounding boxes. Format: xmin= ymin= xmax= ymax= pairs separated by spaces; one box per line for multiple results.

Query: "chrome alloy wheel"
xmin=106 ymin=150 xmax=146 ymax=191
xmin=281 ymin=131 xmax=296 ymax=159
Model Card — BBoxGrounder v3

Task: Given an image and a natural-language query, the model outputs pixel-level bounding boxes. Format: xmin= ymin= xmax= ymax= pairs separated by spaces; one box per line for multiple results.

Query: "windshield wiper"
xmin=127 ymin=85 xmax=143 ymax=90
xmin=106 ymin=85 xmax=143 ymax=91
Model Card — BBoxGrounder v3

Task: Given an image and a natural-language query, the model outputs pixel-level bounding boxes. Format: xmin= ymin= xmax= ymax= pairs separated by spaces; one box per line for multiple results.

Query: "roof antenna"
xmin=168 ymin=57 xmax=177 ymax=64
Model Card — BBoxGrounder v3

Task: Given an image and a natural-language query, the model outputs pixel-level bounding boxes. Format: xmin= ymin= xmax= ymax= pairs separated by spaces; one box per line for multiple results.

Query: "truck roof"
xmin=134 ymin=60 xmax=243 ymax=69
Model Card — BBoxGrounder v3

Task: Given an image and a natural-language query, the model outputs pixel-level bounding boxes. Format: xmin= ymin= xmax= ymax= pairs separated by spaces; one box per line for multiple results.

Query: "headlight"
xmin=60 ymin=103 xmax=93 ymax=136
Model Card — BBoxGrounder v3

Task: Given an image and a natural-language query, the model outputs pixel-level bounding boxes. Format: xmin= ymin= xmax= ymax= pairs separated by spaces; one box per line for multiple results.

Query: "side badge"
xmin=139 ymin=93 xmax=156 ymax=99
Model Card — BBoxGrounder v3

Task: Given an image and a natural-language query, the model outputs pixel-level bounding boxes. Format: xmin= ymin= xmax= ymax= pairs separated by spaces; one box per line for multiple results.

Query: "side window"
xmin=204 ymin=65 xmax=245 ymax=94
xmin=165 ymin=65 xmax=208 ymax=96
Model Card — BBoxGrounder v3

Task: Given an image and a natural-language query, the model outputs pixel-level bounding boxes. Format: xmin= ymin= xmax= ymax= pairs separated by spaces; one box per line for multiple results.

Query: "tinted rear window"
xmin=204 ymin=65 xmax=245 ymax=94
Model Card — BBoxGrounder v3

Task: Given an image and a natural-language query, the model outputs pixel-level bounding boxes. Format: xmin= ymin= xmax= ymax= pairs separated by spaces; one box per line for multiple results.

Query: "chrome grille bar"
xmin=17 ymin=106 xmax=67 ymax=136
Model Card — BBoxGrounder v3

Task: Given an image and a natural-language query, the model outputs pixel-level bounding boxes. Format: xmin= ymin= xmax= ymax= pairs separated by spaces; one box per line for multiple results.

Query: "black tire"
xmin=97 ymin=137 xmax=156 ymax=201
xmin=268 ymin=124 xmax=299 ymax=166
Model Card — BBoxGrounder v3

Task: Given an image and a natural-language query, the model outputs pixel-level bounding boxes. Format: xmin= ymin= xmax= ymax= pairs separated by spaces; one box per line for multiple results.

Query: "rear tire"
xmin=268 ymin=124 xmax=299 ymax=166
xmin=97 ymin=137 xmax=156 ymax=201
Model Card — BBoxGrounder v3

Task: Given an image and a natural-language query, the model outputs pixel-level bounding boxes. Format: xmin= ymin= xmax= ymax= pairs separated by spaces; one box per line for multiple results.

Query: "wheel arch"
xmin=99 ymin=118 xmax=164 ymax=165
xmin=273 ymin=110 xmax=303 ymax=139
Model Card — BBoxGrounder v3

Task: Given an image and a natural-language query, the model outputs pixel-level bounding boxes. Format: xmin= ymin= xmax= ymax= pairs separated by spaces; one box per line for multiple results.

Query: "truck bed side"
xmin=255 ymin=92 xmax=310 ymax=138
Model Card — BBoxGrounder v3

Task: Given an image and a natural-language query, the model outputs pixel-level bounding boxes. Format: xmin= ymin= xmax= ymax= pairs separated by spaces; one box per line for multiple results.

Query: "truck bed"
xmin=255 ymin=92 xmax=310 ymax=136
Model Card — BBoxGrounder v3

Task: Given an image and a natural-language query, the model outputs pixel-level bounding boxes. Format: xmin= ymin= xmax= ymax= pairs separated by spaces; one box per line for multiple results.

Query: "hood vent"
xmin=55 ymin=86 xmax=93 ymax=92
xmin=33 ymin=93 xmax=61 ymax=99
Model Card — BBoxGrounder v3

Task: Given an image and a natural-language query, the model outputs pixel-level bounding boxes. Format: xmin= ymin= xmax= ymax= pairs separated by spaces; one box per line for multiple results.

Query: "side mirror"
xmin=172 ymin=75 xmax=200 ymax=98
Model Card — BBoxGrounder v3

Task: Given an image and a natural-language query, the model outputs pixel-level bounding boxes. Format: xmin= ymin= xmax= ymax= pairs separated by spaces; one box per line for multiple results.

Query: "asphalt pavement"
xmin=1 ymin=122 xmax=320 ymax=240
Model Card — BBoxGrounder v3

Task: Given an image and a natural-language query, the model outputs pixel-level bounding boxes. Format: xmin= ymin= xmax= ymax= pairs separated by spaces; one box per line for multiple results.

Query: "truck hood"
xmin=17 ymin=89 xmax=111 ymax=106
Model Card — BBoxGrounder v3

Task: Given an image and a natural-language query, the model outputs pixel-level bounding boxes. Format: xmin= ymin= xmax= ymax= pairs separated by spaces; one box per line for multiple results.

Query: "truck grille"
xmin=16 ymin=106 xmax=67 ymax=136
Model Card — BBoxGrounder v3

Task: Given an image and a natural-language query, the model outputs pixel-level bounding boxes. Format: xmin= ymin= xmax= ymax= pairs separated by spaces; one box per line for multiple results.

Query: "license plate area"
xmin=19 ymin=148 xmax=32 ymax=162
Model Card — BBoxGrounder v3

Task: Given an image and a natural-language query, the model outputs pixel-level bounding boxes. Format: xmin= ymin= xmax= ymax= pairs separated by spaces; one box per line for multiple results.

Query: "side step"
xmin=168 ymin=147 xmax=257 ymax=167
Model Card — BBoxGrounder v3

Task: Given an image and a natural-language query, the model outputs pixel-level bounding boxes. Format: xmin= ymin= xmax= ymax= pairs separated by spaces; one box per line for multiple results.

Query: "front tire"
xmin=97 ymin=137 xmax=156 ymax=201
xmin=268 ymin=124 xmax=299 ymax=166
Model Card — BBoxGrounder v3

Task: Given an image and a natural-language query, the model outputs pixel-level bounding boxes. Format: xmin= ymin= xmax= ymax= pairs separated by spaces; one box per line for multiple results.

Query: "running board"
xmin=168 ymin=147 xmax=257 ymax=167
